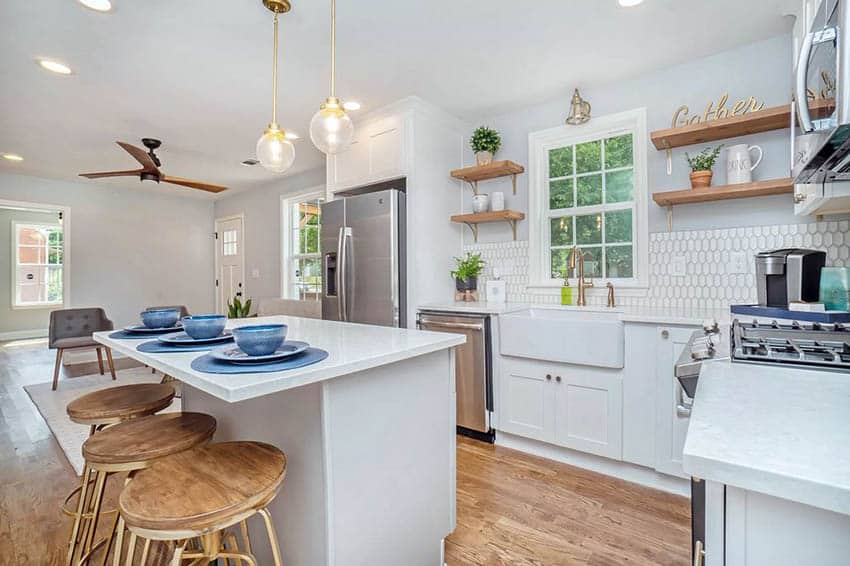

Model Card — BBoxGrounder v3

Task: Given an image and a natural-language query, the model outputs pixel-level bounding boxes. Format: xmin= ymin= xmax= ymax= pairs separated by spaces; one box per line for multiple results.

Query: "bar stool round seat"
xmin=67 ymin=383 xmax=176 ymax=426
xmin=83 ymin=412 xmax=218 ymax=469
xmin=117 ymin=442 xmax=287 ymax=565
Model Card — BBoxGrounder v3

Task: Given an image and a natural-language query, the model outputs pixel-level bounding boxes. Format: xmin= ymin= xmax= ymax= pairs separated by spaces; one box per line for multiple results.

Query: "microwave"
xmin=792 ymin=0 xmax=848 ymax=183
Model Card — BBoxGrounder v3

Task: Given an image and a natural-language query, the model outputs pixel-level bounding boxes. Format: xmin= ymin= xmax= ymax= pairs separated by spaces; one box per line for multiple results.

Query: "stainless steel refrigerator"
xmin=321 ymin=188 xmax=407 ymax=327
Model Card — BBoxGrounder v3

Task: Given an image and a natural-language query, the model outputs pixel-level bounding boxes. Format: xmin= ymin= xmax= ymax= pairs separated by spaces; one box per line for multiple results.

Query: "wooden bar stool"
xmin=117 ymin=441 xmax=287 ymax=566
xmin=64 ymin=383 xmax=177 ymax=562
xmin=68 ymin=412 xmax=217 ymax=566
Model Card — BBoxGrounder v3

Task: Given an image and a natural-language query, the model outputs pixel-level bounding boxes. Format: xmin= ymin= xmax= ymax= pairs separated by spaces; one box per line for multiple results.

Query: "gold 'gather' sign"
xmin=671 ymin=92 xmax=765 ymax=128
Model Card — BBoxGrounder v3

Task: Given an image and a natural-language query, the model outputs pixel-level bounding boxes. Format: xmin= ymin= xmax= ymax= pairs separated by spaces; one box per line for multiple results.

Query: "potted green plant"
xmin=470 ymin=126 xmax=501 ymax=166
xmin=227 ymin=295 xmax=257 ymax=319
xmin=451 ymin=252 xmax=486 ymax=292
xmin=685 ymin=145 xmax=723 ymax=188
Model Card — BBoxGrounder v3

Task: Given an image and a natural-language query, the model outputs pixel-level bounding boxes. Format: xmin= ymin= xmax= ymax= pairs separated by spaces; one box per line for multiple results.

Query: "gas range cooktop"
xmin=731 ymin=319 xmax=850 ymax=372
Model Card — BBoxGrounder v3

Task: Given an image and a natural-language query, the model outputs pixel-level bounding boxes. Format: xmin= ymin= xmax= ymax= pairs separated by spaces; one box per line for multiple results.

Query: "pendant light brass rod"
xmin=330 ymin=0 xmax=336 ymax=97
xmin=272 ymin=11 xmax=279 ymax=124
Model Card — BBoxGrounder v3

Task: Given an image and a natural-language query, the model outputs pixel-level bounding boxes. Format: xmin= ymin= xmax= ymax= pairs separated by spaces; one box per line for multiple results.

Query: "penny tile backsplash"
xmin=465 ymin=220 xmax=850 ymax=311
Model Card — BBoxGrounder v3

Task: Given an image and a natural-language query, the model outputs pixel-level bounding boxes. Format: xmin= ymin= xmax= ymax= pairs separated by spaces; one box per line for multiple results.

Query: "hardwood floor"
xmin=0 ymin=338 xmax=690 ymax=565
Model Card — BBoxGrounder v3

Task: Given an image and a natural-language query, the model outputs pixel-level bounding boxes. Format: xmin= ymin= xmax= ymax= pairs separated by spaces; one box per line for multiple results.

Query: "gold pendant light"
xmin=565 ymin=89 xmax=592 ymax=125
xmin=256 ymin=0 xmax=296 ymax=173
xmin=309 ymin=0 xmax=355 ymax=155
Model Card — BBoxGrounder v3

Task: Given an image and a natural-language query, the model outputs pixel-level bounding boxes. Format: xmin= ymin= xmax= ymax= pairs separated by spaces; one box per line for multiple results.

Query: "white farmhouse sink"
xmin=499 ymin=308 xmax=624 ymax=368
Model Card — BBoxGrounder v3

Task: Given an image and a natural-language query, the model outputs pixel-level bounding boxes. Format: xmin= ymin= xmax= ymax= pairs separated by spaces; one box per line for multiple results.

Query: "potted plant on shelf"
xmin=470 ymin=126 xmax=501 ymax=166
xmin=451 ymin=252 xmax=485 ymax=293
xmin=685 ymin=145 xmax=723 ymax=188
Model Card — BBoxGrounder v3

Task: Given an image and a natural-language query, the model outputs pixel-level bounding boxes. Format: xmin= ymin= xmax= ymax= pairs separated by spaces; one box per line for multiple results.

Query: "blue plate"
xmin=157 ymin=330 xmax=233 ymax=345
xmin=210 ymin=341 xmax=309 ymax=364
xmin=123 ymin=323 xmax=183 ymax=334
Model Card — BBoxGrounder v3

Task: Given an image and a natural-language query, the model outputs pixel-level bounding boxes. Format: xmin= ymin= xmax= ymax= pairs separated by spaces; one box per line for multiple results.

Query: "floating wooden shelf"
xmin=653 ymin=178 xmax=794 ymax=230
xmin=650 ymin=100 xmax=833 ymax=150
xmin=450 ymin=160 xmax=525 ymax=195
xmin=450 ymin=210 xmax=525 ymax=242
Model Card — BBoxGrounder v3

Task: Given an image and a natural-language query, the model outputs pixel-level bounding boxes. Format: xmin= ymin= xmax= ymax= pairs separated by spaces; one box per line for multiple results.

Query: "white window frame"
xmin=280 ymin=187 xmax=325 ymax=301
xmin=11 ymin=220 xmax=65 ymax=309
xmin=528 ymin=107 xmax=649 ymax=292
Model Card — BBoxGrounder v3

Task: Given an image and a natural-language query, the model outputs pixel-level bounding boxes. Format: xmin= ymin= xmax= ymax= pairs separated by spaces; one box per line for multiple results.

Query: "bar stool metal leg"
xmin=258 ymin=507 xmax=283 ymax=566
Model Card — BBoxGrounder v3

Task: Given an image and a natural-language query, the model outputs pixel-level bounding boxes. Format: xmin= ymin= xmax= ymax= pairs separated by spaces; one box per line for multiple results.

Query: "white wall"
xmin=464 ymin=34 xmax=797 ymax=242
xmin=0 ymin=173 xmax=215 ymax=332
xmin=0 ymin=207 xmax=60 ymax=334
xmin=213 ymin=168 xmax=326 ymax=303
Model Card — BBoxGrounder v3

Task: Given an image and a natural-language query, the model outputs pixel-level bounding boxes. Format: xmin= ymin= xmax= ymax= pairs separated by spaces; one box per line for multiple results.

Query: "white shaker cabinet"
xmin=498 ymin=357 xmax=623 ymax=460
xmin=328 ymin=114 xmax=408 ymax=192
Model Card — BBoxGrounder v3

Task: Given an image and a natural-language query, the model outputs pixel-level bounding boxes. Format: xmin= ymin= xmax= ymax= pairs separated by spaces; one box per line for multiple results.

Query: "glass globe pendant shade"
xmin=256 ymin=123 xmax=295 ymax=173
xmin=309 ymin=98 xmax=354 ymax=155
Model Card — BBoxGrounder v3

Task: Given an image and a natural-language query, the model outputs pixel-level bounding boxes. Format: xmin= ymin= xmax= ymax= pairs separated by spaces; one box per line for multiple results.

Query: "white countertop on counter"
xmin=418 ymin=301 xmax=727 ymax=326
xmin=683 ymin=360 xmax=850 ymax=516
xmin=95 ymin=316 xmax=465 ymax=403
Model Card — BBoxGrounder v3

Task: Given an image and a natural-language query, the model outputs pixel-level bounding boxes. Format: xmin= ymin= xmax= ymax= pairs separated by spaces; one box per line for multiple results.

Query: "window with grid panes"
xmin=14 ymin=223 xmax=64 ymax=306
xmin=283 ymin=195 xmax=323 ymax=300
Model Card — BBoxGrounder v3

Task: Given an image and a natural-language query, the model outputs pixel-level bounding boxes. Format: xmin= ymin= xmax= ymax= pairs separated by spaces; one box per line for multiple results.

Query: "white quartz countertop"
xmin=418 ymin=301 xmax=726 ymax=326
xmin=683 ymin=360 xmax=850 ymax=516
xmin=95 ymin=316 xmax=465 ymax=403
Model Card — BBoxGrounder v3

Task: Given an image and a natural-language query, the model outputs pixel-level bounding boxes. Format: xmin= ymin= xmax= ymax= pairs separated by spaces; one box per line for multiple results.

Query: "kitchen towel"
xmin=191 ymin=348 xmax=329 ymax=374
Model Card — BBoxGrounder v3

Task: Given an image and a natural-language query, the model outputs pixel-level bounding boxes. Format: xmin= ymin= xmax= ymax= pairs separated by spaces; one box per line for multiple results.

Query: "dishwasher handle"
xmin=419 ymin=319 xmax=484 ymax=332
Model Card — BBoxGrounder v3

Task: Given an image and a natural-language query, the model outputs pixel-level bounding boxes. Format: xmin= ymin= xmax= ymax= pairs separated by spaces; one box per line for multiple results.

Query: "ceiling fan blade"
xmin=116 ymin=141 xmax=159 ymax=172
xmin=161 ymin=175 xmax=228 ymax=194
xmin=79 ymin=169 xmax=143 ymax=179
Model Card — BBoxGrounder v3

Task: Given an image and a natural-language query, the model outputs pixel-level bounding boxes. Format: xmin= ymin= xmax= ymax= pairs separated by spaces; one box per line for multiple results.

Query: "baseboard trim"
xmin=0 ymin=329 xmax=48 ymax=341
xmin=495 ymin=432 xmax=690 ymax=497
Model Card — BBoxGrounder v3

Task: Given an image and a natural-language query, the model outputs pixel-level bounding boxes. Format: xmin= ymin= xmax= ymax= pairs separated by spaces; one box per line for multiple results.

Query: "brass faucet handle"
xmin=606 ymin=281 xmax=616 ymax=308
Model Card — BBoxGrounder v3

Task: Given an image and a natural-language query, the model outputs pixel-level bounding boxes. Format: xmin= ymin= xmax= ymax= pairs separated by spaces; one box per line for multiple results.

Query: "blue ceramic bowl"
xmin=181 ymin=315 xmax=227 ymax=340
xmin=232 ymin=324 xmax=287 ymax=357
xmin=140 ymin=308 xmax=181 ymax=329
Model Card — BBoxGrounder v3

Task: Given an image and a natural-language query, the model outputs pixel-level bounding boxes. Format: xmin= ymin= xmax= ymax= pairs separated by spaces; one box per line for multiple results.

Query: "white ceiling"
xmin=0 ymin=0 xmax=794 ymax=199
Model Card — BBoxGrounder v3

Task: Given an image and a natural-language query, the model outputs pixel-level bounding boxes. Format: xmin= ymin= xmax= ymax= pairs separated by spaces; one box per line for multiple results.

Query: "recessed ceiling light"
xmin=2 ymin=153 xmax=24 ymax=162
xmin=343 ymin=101 xmax=361 ymax=111
xmin=241 ymin=158 xmax=259 ymax=167
xmin=284 ymin=131 xmax=300 ymax=140
xmin=618 ymin=0 xmax=644 ymax=6
xmin=38 ymin=59 xmax=72 ymax=75
xmin=78 ymin=0 xmax=112 ymax=12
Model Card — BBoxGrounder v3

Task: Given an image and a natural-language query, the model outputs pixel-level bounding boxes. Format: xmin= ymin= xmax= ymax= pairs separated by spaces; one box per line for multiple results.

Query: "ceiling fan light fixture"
xmin=309 ymin=0 xmax=355 ymax=155
xmin=78 ymin=0 xmax=112 ymax=12
xmin=37 ymin=59 xmax=72 ymax=75
xmin=1 ymin=153 xmax=24 ymax=162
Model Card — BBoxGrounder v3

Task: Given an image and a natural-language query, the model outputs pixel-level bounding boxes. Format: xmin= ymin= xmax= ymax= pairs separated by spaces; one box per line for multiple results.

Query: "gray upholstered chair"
xmin=48 ymin=308 xmax=116 ymax=390
xmin=145 ymin=305 xmax=191 ymax=318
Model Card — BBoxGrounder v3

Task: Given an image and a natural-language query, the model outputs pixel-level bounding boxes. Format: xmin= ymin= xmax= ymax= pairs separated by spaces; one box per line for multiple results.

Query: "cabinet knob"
xmin=556 ymin=375 xmax=562 ymax=383
xmin=545 ymin=373 xmax=552 ymax=381
xmin=661 ymin=330 xmax=669 ymax=339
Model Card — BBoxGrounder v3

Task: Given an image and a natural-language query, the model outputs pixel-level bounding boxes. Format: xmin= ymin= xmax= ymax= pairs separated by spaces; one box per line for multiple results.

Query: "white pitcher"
xmin=725 ymin=143 xmax=763 ymax=185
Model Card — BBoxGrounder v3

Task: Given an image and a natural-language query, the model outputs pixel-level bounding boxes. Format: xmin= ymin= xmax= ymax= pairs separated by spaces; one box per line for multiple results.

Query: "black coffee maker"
xmin=755 ymin=249 xmax=826 ymax=307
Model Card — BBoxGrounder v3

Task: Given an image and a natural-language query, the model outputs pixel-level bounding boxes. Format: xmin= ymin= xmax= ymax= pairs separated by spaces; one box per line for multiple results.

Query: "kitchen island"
xmin=95 ymin=315 xmax=465 ymax=566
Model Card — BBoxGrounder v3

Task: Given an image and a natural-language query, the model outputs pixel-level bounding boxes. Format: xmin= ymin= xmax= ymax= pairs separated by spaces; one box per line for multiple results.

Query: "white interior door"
xmin=215 ymin=216 xmax=245 ymax=315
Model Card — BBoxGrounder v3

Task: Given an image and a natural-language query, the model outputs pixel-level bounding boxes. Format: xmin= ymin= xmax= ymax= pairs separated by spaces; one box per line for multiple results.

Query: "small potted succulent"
xmin=685 ymin=145 xmax=723 ymax=188
xmin=451 ymin=252 xmax=486 ymax=292
xmin=227 ymin=295 xmax=257 ymax=319
xmin=470 ymin=126 xmax=501 ymax=166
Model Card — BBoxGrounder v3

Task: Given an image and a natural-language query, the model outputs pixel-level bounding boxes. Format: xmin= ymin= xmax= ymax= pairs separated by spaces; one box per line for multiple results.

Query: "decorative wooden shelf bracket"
xmin=450 ymin=210 xmax=525 ymax=243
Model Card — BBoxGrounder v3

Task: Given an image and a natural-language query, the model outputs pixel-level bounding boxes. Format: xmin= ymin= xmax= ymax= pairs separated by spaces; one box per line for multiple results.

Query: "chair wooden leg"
xmin=257 ymin=507 xmax=283 ymax=566
xmin=96 ymin=348 xmax=105 ymax=375
xmin=105 ymin=347 xmax=117 ymax=380
xmin=53 ymin=348 xmax=64 ymax=391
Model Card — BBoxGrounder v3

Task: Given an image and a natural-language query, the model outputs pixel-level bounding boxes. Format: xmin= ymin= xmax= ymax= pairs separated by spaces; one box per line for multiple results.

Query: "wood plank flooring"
xmin=0 ymin=338 xmax=690 ymax=565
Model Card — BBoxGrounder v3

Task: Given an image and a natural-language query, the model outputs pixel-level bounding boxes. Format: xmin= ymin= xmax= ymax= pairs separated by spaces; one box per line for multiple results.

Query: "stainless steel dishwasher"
xmin=417 ymin=311 xmax=493 ymax=443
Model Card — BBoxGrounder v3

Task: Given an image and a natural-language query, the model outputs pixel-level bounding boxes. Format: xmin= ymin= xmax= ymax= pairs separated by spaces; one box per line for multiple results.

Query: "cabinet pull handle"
xmin=693 ymin=540 xmax=705 ymax=566
xmin=556 ymin=375 xmax=562 ymax=383
xmin=545 ymin=374 xmax=552 ymax=381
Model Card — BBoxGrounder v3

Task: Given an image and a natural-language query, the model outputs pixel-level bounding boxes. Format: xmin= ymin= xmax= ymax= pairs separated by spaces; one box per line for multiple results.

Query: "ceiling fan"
xmin=79 ymin=138 xmax=228 ymax=194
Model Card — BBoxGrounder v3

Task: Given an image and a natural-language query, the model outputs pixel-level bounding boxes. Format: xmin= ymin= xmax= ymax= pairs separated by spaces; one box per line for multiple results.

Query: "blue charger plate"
xmin=210 ymin=341 xmax=309 ymax=364
xmin=191 ymin=348 xmax=329 ymax=374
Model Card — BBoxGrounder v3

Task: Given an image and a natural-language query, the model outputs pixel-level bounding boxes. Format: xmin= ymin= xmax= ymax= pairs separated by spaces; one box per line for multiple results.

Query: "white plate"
xmin=123 ymin=324 xmax=183 ymax=334
xmin=157 ymin=330 xmax=233 ymax=345
xmin=210 ymin=341 xmax=309 ymax=364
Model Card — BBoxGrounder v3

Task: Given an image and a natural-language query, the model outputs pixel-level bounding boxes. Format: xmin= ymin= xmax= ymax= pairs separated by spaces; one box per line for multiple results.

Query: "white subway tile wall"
xmin=465 ymin=220 xmax=850 ymax=311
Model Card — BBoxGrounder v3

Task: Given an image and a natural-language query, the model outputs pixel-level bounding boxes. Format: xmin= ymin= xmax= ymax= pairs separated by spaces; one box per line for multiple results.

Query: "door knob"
xmin=545 ymin=374 xmax=552 ymax=381
xmin=555 ymin=375 xmax=562 ymax=383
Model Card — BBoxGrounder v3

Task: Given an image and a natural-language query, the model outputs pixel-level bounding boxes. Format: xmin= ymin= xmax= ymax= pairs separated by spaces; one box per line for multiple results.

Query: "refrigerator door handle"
xmin=338 ymin=226 xmax=352 ymax=321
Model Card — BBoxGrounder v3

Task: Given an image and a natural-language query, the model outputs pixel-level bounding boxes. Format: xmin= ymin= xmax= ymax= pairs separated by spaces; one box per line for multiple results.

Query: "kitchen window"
xmin=13 ymin=222 xmax=64 ymax=307
xmin=528 ymin=108 xmax=648 ymax=289
xmin=281 ymin=190 xmax=324 ymax=301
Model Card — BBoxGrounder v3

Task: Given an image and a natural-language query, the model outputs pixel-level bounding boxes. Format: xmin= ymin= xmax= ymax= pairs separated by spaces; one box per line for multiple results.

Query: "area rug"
xmin=24 ymin=368 xmax=181 ymax=475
